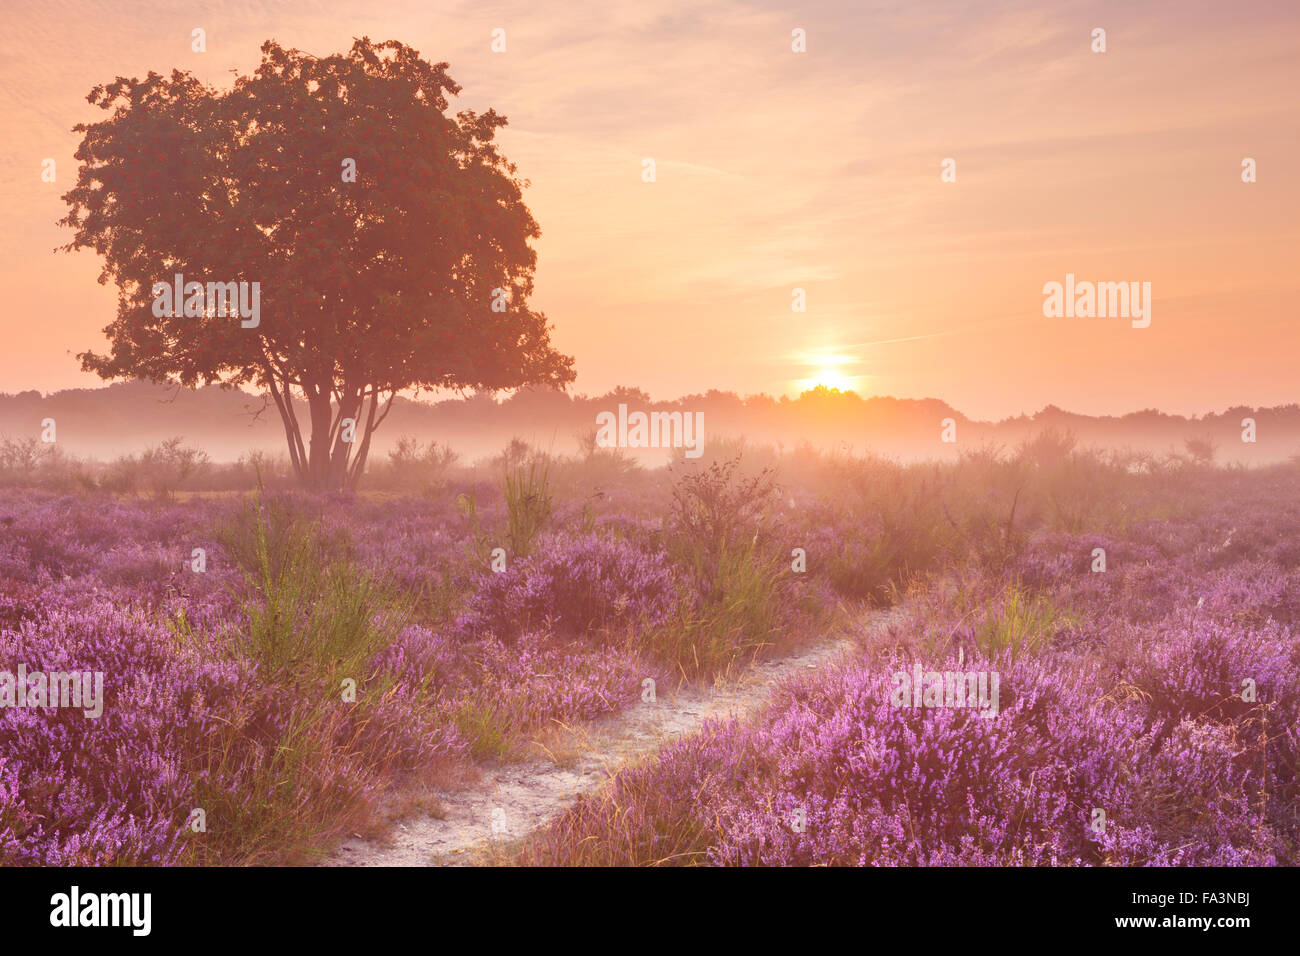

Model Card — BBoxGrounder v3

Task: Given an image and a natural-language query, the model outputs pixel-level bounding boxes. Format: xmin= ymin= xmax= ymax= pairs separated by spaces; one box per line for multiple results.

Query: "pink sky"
xmin=0 ymin=0 xmax=1296 ymax=419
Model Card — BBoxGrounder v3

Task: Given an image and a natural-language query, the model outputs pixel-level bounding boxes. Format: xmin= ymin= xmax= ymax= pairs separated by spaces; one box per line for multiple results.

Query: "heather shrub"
xmin=0 ymin=577 xmax=470 ymax=866
xmin=0 ymin=575 xmax=44 ymax=630
xmin=521 ymin=645 xmax=1293 ymax=866
xmin=453 ymin=631 xmax=648 ymax=758
xmin=455 ymin=531 xmax=680 ymax=644
xmin=7 ymin=448 xmax=1300 ymax=868
xmin=0 ymin=603 xmax=247 ymax=864
xmin=514 ymin=721 xmax=745 ymax=866
xmin=696 ymin=655 xmax=1132 ymax=866
xmin=370 ymin=624 xmax=470 ymax=697
xmin=517 ymin=464 xmax=1300 ymax=867
xmin=1193 ymin=561 xmax=1300 ymax=629
xmin=0 ymin=491 xmax=204 ymax=587
xmin=1125 ymin=615 xmax=1300 ymax=727
xmin=366 ymin=624 xmax=649 ymax=762
xmin=327 ymin=498 xmax=470 ymax=623
xmin=788 ymin=495 xmax=907 ymax=603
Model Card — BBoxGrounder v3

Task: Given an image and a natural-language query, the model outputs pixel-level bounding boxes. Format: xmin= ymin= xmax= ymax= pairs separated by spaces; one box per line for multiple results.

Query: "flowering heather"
xmin=518 ymin=466 xmax=1300 ymax=866
xmin=374 ymin=624 xmax=650 ymax=757
xmin=0 ymin=601 xmax=246 ymax=864
xmin=453 ymin=631 xmax=649 ymax=754
xmin=454 ymin=531 xmax=682 ymax=643
xmin=5 ymin=459 xmax=1300 ymax=866
xmin=524 ymin=639 xmax=1294 ymax=866
xmin=0 ymin=487 xmax=672 ymax=863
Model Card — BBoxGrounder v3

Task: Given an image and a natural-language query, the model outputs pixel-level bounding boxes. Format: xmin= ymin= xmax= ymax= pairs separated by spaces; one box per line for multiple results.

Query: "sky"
xmin=0 ymin=0 xmax=1296 ymax=420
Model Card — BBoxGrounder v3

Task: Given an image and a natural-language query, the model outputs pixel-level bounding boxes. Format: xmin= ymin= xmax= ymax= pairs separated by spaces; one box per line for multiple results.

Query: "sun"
xmin=806 ymin=366 xmax=859 ymax=392
xmin=791 ymin=353 xmax=865 ymax=394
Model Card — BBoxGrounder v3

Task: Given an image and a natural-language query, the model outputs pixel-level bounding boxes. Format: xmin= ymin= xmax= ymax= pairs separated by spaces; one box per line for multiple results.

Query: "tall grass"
xmin=185 ymin=692 xmax=378 ymax=865
xmin=648 ymin=457 xmax=804 ymax=677
xmin=220 ymin=492 xmax=409 ymax=679
xmin=970 ymin=582 xmax=1070 ymax=661
xmin=650 ymin=540 xmax=787 ymax=677
xmin=185 ymin=492 xmax=425 ymax=864
xmin=504 ymin=455 xmax=553 ymax=558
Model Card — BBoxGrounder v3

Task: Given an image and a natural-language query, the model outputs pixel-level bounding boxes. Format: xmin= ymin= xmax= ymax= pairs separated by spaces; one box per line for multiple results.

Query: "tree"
xmin=60 ymin=38 xmax=575 ymax=490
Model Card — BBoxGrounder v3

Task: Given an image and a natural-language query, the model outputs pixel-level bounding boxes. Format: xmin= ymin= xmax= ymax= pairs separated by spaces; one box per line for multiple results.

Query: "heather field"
xmin=2 ymin=438 xmax=1296 ymax=866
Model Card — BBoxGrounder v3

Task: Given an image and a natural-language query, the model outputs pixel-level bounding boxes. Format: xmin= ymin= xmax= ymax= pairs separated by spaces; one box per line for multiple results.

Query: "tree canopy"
xmin=61 ymin=37 xmax=575 ymax=489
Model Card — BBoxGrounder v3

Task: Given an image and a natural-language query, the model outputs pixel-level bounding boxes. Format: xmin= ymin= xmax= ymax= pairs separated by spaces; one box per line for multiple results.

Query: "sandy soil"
xmin=324 ymin=611 xmax=894 ymax=866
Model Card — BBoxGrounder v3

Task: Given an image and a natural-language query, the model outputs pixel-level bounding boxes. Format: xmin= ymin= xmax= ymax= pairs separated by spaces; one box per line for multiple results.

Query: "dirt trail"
xmin=325 ymin=612 xmax=894 ymax=866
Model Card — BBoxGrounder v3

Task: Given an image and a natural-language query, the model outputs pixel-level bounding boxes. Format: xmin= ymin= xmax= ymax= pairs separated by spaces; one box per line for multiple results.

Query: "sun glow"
xmin=791 ymin=352 xmax=865 ymax=395
xmin=804 ymin=366 xmax=859 ymax=392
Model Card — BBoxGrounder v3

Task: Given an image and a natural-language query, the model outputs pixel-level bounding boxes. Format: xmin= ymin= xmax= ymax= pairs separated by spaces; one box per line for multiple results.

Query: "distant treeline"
xmin=1 ymin=380 xmax=1297 ymax=465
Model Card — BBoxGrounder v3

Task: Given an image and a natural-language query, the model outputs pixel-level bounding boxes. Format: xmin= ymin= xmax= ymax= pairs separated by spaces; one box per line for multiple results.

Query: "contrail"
xmin=838 ymin=311 xmax=1034 ymax=351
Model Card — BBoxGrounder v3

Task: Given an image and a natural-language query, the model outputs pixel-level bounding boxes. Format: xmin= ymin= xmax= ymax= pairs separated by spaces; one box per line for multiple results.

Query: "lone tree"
xmin=61 ymin=38 xmax=575 ymax=490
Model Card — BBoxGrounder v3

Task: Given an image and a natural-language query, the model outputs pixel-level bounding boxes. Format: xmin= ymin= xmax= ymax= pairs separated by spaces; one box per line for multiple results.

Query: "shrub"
xmin=455 ymin=532 xmax=680 ymax=643
xmin=138 ymin=437 xmax=210 ymax=500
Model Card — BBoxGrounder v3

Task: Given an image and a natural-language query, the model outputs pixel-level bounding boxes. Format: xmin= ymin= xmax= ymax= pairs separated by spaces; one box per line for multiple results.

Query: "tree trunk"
xmin=306 ymin=387 xmax=335 ymax=490
xmin=327 ymin=385 xmax=362 ymax=490
xmin=295 ymin=382 xmax=389 ymax=493
xmin=345 ymin=386 xmax=382 ymax=491
xmin=263 ymin=367 xmax=307 ymax=483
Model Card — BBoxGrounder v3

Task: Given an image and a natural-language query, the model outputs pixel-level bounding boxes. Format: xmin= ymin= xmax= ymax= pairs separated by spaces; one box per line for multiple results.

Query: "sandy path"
xmin=324 ymin=612 xmax=892 ymax=866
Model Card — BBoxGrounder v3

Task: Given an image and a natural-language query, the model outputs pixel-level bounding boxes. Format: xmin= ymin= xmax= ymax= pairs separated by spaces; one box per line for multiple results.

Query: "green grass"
xmin=504 ymin=456 xmax=553 ymax=558
xmin=220 ymin=492 xmax=410 ymax=680
xmin=648 ymin=539 xmax=788 ymax=679
xmin=176 ymin=491 xmax=423 ymax=864
xmin=971 ymin=582 xmax=1074 ymax=662
xmin=455 ymin=698 xmax=518 ymax=760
